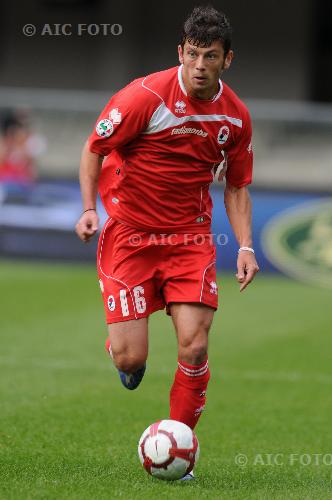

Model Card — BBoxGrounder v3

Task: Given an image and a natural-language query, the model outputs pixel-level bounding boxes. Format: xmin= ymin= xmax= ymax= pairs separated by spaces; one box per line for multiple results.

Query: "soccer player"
xmin=76 ymin=5 xmax=259 ymax=477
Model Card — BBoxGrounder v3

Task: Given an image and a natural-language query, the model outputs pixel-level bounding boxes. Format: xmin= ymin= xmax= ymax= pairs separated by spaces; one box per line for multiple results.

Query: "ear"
xmin=178 ymin=45 xmax=184 ymax=64
xmin=223 ymin=49 xmax=234 ymax=70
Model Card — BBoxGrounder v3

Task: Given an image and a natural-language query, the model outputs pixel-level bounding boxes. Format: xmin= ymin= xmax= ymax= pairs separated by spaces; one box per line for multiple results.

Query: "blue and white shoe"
xmin=180 ymin=470 xmax=195 ymax=481
xmin=105 ymin=338 xmax=146 ymax=390
xmin=118 ymin=364 xmax=146 ymax=390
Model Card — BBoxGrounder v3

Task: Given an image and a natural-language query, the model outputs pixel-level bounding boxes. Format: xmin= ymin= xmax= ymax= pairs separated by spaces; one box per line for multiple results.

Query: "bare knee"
xmin=113 ymin=351 xmax=146 ymax=373
xmin=178 ymin=340 xmax=208 ymax=365
xmin=178 ymin=322 xmax=210 ymax=364
xmin=171 ymin=304 xmax=213 ymax=364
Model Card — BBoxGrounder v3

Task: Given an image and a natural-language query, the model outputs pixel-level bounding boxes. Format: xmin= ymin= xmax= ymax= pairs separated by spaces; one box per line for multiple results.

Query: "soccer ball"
xmin=138 ymin=419 xmax=199 ymax=480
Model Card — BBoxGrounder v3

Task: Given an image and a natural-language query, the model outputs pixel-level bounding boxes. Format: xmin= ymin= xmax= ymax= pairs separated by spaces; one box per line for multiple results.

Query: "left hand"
xmin=236 ymin=251 xmax=259 ymax=292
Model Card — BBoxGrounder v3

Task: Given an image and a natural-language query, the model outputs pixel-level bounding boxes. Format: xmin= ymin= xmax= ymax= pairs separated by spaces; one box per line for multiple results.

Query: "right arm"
xmin=75 ymin=80 xmax=161 ymax=242
xmin=75 ymin=141 xmax=104 ymax=242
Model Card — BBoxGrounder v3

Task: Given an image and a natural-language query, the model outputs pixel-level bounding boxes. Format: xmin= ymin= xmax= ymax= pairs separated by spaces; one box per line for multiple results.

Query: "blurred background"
xmin=0 ymin=0 xmax=331 ymax=283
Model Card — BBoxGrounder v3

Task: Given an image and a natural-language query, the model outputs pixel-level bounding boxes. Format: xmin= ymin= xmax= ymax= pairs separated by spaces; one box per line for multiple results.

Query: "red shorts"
xmin=97 ymin=219 xmax=218 ymax=324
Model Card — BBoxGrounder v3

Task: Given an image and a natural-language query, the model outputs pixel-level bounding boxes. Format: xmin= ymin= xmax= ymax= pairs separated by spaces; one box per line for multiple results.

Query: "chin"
xmin=192 ymin=81 xmax=209 ymax=90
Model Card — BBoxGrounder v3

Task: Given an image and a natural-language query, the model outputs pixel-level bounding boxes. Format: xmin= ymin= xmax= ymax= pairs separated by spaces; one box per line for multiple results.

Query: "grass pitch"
xmin=0 ymin=260 xmax=331 ymax=499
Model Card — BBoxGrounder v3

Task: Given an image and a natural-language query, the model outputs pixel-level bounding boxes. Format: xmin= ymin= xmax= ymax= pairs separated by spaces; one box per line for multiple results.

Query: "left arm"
xmin=224 ymin=182 xmax=259 ymax=291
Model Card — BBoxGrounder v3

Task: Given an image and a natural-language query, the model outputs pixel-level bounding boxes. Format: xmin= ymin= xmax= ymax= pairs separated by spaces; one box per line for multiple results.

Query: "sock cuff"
xmin=177 ymin=357 xmax=209 ymax=377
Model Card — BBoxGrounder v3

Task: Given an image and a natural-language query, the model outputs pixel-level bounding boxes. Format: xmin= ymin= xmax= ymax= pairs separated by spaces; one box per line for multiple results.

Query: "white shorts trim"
xmin=98 ymin=218 xmax=138 ymax=319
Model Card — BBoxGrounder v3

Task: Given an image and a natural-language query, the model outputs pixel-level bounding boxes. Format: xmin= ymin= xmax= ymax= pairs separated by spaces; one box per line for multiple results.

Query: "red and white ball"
xmin=138 ymin=419 xmax=199 ymax=480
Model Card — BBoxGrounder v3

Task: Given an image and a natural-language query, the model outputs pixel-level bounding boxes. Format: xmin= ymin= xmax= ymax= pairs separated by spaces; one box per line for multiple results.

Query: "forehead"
xmin=184 ymin=40 xmax=224 ymax=54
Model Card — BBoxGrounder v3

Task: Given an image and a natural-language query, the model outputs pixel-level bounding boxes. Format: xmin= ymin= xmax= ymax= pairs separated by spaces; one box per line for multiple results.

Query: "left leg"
xmin=169 ymin=303 xmax=215 ymax=429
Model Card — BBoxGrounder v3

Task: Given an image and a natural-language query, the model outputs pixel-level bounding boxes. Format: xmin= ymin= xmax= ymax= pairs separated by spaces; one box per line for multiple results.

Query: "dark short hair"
xmin=181 ymin=5 xmax=232 ymax=55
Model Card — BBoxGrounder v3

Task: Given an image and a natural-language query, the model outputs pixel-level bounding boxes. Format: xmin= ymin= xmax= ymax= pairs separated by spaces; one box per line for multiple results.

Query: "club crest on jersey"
xmin=217 ymin=125 xmax=230 ymax=145
xmin=96 ymin=119 xmax=113 ymax=138
xmin=109 ymin=108 xmax=122 ymax=124
xmin=107 ymin=295 xmax=116 ymax=312
xmin=175 ymin=100 xmax=186 ymax=114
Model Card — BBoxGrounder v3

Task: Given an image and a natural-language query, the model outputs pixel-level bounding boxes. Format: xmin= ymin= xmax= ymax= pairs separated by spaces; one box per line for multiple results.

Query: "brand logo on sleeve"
xmin=217 ymin=125 xmax=230 ymax=145
xmin=96 ymin=119 xmax=113 ymax=138
xmin=109 ymin=108 xmax=122 ymax=124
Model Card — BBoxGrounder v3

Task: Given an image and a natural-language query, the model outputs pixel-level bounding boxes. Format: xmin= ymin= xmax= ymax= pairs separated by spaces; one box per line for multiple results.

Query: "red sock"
xmin=169 ymin=357 xmax=210 ymax=430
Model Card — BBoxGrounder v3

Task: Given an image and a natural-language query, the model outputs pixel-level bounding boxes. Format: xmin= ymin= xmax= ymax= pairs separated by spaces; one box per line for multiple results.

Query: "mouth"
xmin=193 ymin=76 xmax=207 ymax=83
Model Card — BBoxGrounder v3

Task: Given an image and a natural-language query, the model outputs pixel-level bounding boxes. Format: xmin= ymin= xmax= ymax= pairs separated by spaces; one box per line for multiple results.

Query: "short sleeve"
xmin=225 ymin=109 xmax=253 ymax=188
xmin=88 ymin=80 xmax=161 ymax=157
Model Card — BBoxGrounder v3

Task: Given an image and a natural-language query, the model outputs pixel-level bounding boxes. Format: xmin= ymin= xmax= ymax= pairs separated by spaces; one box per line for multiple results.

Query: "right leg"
xmin=97 ymin=220 xmax=164 ymax=388
xmin=107 ymin=317 xmax=148 ymax=373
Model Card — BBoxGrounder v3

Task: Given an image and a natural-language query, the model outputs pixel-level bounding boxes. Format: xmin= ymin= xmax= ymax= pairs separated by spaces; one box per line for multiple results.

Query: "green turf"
xmin=0 ymin=260 xmax=331 ymax=499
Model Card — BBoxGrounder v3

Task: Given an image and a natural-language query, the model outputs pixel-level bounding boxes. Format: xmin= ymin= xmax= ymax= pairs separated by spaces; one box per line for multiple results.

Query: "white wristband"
xmin=238 ymin=246 xmax=255 ymax=254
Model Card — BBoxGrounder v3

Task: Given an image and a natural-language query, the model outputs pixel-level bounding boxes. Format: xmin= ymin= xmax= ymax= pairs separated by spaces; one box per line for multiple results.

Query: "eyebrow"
xmin=186 ymin=46 xmax=220 ymax=54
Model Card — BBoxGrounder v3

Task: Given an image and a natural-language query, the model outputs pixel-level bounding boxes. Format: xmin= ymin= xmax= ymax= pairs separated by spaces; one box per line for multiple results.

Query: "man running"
xmin=76 ymin=5 xmax=259 ymax=464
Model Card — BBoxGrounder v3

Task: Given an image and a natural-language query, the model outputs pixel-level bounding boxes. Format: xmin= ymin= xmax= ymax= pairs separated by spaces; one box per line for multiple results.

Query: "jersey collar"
xmin=178 ymin=64 xmax=223 ymax=102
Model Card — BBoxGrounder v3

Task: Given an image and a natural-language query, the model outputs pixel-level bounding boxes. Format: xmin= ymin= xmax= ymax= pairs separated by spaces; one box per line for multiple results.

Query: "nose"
xmin=195 ymin=55 xmax=206 ymax=71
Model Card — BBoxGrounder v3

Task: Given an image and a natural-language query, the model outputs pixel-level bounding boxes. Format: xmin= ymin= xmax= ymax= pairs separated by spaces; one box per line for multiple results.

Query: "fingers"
xmin=239 ymin=266 xmax=258 ymax=292
xmin=82 ymin=227 xmax=98 ymax=242
xmin=236 ymin=258 xmax=247 ymax=285
xmin=236 ymin=255 xmax=259 ymax=292
xmin=80 ymin=229 xmax=97 ymax=242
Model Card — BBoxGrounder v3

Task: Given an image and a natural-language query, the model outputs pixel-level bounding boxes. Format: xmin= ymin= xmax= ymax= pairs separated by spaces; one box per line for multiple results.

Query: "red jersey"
xmin=89 ymin=65 xmax=253 ymax=233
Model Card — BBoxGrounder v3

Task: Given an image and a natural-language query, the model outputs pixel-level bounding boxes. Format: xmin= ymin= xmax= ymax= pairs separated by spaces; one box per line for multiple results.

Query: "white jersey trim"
xmin=178 ymin=65 xmax=187 ymax=95
xmin=143 ymin=101 xmax=242 ymax=135
xmin=141 ymin=76 xmax=164 ymax=102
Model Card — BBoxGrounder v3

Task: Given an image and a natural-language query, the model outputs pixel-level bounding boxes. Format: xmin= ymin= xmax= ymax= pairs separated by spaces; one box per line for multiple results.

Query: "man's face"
xmin=178 ymin=40 xmax=233 ymax=99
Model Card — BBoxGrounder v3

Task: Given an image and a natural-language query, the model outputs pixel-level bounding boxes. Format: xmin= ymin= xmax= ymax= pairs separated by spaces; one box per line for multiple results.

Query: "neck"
xmin=181 ymin=67 xmax=219 ymax=100
xmin=188 ymin=85 xmax=219 ymax=100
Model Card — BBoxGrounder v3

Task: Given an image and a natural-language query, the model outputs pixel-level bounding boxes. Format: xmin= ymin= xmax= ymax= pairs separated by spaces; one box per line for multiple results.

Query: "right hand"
xmin=75 ymin=210 xmax=99 ymax=242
